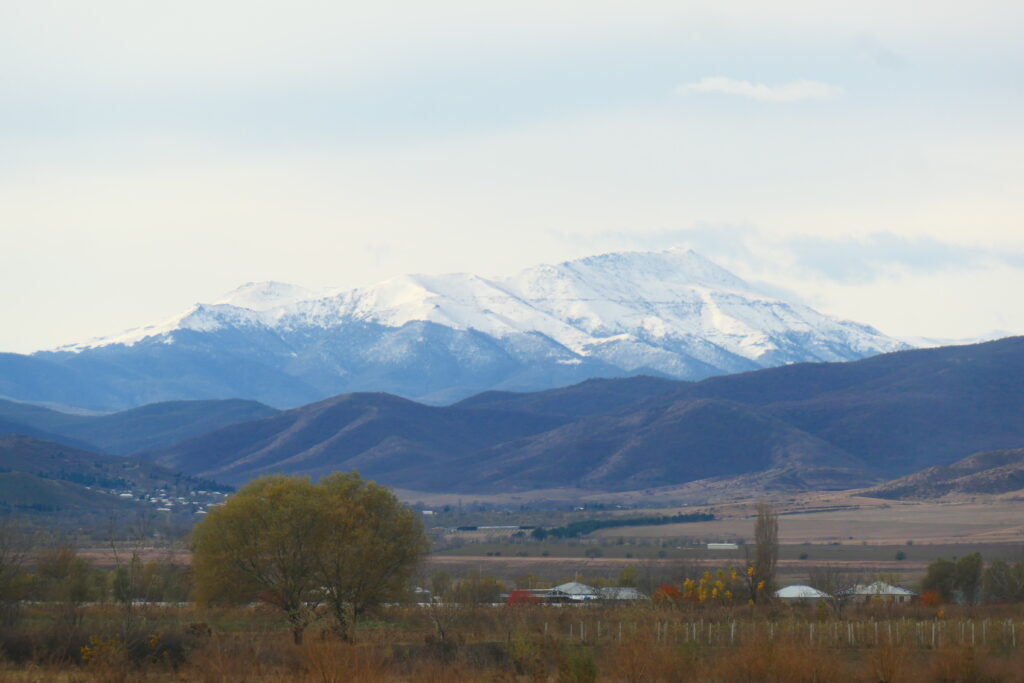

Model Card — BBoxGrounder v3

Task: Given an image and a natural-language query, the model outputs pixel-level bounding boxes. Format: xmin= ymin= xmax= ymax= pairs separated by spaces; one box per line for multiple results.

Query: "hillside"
xmin=0 ymin=398 xmax=278 ymax=455
xmin=670 ymin=336 xmax=1024 ymax=474
xmin=149 ymin=392 xmax=570 ymax=484
xmin=0 ymin=471 xmax=141 ymax=514
xmin=453 ymin=375 xmax=682 ymax=418
xmin=143 ymin=336 xmax=1024 ymax=494
xmin=0 ymin=435 xmax=230 ymax=519
xmin=0 ymin=415 xmax=96 ymax=450
xmin=398 ymin=398 xmax=873 ymax=493
xmin=863 ymin=449 xmax=1024 ymax=499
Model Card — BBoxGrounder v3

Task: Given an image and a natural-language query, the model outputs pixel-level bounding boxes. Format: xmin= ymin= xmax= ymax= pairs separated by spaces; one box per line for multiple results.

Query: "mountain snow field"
xmin=15 ymin=249 xmax=907 ymax=409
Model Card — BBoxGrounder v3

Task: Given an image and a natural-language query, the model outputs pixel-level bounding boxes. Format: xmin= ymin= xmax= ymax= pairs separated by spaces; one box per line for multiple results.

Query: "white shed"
xmin=774 ymin=585 xmax=830 ymax=603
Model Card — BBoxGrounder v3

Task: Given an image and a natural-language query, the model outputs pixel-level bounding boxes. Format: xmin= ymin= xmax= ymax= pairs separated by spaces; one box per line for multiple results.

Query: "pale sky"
xmin=3 ymin=1 xmax=1023 ymax=352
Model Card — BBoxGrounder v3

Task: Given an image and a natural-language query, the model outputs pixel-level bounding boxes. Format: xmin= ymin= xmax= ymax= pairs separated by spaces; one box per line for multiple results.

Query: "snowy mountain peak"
xmin=46 ymin=249 xmax=908 ymax=405
xmin=214 ymin=281 xmax=325 ymax=311
xmin=555 ymin=248 xmax=753 ymax=294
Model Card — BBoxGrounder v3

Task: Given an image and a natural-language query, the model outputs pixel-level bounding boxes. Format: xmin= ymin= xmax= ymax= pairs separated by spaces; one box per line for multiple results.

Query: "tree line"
xmin=922 ymin=552 xmax=1024 ymax=604
xmin=0 ymin=535 xmax=191 ymax=629
xmin=531 ymin=511 xmax=716 ymax=540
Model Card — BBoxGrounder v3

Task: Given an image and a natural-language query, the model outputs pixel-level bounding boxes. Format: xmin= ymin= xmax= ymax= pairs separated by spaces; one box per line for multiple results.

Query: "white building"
xmin=837 ymin=581 xmax=917 ymax=604
xmin=551 ymin=582 xmax=601 ymax=601
xmin=774 ymin=585 xmax=830 ymax=603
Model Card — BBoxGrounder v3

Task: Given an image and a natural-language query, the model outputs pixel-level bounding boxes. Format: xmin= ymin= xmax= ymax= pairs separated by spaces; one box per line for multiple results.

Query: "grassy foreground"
xmin=4 ymin=602 xmax=1024 ymax=681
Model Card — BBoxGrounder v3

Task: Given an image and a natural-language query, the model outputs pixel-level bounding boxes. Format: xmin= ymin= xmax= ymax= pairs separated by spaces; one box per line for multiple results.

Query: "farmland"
xmin=5 ymin=492 xmax=1024 ymax=679
xmin=427 ymin=493 xmax=1024 ymax=585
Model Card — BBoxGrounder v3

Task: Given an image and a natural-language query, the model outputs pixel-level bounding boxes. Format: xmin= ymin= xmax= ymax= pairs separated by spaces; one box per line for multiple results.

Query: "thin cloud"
xmin=786 ymin=233 xmax=1024 ymax=284
xmin=676 ymin=76 xmax=845 ymax=102
xmin=557 ymin=224 xmax=757 ymax=257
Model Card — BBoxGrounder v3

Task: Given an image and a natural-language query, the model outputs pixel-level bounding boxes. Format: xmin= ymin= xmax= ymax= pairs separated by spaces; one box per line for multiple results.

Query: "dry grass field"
xmin=425 ymin=493 xmax=1024 ymax=586
xmin=5 ymin=602 xmax=1024 ymax=681
xmin=592 ymin=493 xmax=1024 ymax=545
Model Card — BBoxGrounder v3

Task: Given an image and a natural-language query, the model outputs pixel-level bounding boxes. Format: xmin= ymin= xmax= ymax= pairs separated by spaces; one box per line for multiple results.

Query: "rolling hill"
xmin=142 ymin=336 xmax=1024 ymax=494
xmin=0 ymin=434 xmax=229 ymax=493
xmin=671 ymin=336 xmax=1024 ymax=475
xmin=863 ymin=448 xmax=1024 ymax=499
xmin=0 ymin=398 xmax=278 ymax=455
xmin=0 ymin=435 xmax=231 ymax=519
xmin=148 ymin=392 xmax=571 ymax=484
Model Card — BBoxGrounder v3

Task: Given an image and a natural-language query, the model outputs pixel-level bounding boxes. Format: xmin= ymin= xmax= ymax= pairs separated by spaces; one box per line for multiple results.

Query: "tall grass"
xmin=2 ymin=602 xmax=1024 ymax=680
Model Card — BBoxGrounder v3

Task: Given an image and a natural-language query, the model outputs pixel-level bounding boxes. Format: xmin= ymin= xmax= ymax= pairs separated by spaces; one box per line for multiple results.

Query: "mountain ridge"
xmin=142 ymin=337 xmax=1024 ymax=495
xmin=5 ymin=249 xmax=905 ymax=410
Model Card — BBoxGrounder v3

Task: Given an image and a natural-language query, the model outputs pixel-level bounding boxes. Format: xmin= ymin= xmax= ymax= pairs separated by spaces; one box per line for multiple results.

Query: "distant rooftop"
xmin=775 ymin=585 xmax=830 ymax=599
xmin=838 ymin=581 xmax=916 ymax=597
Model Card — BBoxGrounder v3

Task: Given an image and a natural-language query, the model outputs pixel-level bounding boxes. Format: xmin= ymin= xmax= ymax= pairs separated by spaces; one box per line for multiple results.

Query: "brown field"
xmin=72 ymin=494 xmax=1024 ymax=588
xmin=6 ymin=602 xmax=1024 ymax=681
xmin=590 ymin=493 xmax=1024 ymax=545
xmin=424 ymin=494 xmax=1024 ymax=586
xmin=10 ymin=494 xmax=1024 ymax=680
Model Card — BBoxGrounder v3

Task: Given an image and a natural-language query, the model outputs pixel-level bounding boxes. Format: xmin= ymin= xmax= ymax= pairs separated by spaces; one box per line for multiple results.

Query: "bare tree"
xmin=750 ymin=502 xmax=778 ymax=601
xmin=808 ymin=565 xmax=861 ymax=616
xmin=108 ymin=513 xmax=154 ymax=637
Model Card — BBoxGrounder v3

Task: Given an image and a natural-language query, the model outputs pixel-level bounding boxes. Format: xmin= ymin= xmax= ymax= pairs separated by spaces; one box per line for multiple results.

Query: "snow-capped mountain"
xmin=12 ymin=249 xmax=906 ymax=410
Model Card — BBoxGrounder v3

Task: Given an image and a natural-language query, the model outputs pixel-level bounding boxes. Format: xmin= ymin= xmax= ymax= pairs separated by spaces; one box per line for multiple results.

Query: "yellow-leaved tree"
xmin=315 ymin=472 xmax=428 ymax=640
xmin=192 ymin=473 xmax=426 ymax=644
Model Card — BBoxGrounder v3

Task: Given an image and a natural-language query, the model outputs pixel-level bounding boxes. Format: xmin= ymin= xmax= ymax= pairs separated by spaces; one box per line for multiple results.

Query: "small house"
xmin=836 ymin=581 xmax=917 ymax=604
xmin=774 ymin=585 xmax=830 ymax=604
xmin=552 ymin=582 xmax=600 ymax=602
